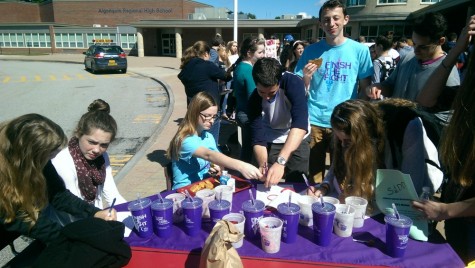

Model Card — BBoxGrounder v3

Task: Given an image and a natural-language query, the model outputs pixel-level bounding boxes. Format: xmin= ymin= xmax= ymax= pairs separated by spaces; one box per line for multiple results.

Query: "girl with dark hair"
xmin=52 ymin=99 xmax=126 ymax=209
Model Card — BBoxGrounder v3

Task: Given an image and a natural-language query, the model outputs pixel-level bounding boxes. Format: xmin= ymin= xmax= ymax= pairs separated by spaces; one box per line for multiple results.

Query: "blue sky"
xmin=195 ymin=0 xmax=325 ymax=19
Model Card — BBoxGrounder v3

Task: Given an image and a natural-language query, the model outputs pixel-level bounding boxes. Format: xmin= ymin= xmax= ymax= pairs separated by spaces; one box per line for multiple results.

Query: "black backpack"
xmin=377 ymin=58 xmax=396 ymax=82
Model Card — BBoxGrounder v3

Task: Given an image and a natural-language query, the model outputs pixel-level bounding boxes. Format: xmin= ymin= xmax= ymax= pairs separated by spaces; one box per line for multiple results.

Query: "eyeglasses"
xmin=200 ymin=113 xmax=219 ymax=121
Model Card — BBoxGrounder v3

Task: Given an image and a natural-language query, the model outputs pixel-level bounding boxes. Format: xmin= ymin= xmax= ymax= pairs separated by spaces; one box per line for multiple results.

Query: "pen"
xmin=108 ymin=197 xmax=116 ymax=217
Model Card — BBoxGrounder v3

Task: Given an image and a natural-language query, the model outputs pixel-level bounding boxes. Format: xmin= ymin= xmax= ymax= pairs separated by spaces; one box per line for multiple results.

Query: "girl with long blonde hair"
xmin=167 ymin=92 xmax=262 ymax=189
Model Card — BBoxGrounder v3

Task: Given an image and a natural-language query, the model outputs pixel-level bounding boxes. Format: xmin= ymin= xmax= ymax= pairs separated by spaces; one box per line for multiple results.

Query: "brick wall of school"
xmin=52 ymin=0 xmax=207 ymax=26
xmin=0 ymin=0 xmax=209 ymax=26
xmin=0 ymin=2 xmax=43 ymax=23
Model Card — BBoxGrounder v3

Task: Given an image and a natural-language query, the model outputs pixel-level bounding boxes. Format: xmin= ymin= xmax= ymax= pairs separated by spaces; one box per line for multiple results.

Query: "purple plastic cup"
xmin=385 ymin=214 xmax=413 ymax=258
xmin=277 ymin=203 xmax=301 ymax=244
xmin=181 ymin=197 xmax=203 ymax=236
xmin=312 ymin=201 xmax=336 ymax=247
xmin=241 ymin=199 xmax=265 ymax=240
xmin=151 ymin=198 xmax=174 ymax=238
xmin=127 ymin=197 xmax=153 ymax=238
xmin=208 ymin=199 xmax=231 ymax=224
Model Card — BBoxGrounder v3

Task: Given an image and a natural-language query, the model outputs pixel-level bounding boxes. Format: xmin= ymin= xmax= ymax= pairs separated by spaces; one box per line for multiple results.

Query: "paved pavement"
xmin=1 ymin=53 xmax=184 ymax=200
xmin=0 ymin=53 xmax=186 ymax=265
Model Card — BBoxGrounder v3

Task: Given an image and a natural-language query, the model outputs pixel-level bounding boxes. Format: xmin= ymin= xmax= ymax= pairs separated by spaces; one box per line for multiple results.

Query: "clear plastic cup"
xmin=195 ymin=189 xmax=216 ymax=221
xmin=333 ymin=204 xmax=355 ymax=237
xmin=222 ymin=213 xmax=245 ymax=248
xmin=345 ymin=196 xmax=368 ymax=228
xmin=258 ymin=217 xmax=283 ymax=254
xmin=298 ymin=195 xmax=318 ymax=226
xmin=165 ymin=193 xmax=186 ymax=223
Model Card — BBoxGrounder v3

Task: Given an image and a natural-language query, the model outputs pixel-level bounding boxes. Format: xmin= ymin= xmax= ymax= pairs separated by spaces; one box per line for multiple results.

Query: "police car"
xmin=83 ymin=39 xmax=127 ymax=73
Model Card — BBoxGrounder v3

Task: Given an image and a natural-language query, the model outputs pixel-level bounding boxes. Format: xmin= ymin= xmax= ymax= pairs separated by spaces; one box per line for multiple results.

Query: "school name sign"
xmin=98 ymin=8 xmax=173 ymax=14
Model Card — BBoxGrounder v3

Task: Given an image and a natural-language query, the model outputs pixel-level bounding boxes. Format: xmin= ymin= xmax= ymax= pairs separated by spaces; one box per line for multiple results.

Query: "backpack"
xmin=377 ymin=58 xmax=396 ymax=82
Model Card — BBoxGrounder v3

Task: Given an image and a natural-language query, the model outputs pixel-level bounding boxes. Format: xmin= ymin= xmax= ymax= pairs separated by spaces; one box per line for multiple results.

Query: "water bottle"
xmin=220 ymin=170 xmax=230 ymax=185
xmin=419 ymin=186 xmax=434 ymax=235
xmin=419 ymin=186 xmax=431 ymax=201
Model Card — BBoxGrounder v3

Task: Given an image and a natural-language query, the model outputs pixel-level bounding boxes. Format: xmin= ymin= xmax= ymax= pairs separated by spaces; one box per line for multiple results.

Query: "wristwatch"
xmin=276 ymin=156 xmax=287 ymax=166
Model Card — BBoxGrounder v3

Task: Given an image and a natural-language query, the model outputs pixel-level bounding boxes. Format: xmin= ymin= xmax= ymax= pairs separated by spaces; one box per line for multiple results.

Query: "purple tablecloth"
xmin=116 ymin=183 xmax=464 ymax=268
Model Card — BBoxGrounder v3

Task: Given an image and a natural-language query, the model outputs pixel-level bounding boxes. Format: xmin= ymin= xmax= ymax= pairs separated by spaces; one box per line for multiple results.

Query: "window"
xmin=306 ymin=29 xmax=313 ymax=42
xmin=119 ymin=33 xmax=136 ymax=49
xmin=421 ymin=0 xmax=440 ymax=3
xmin=0 ymin=33 xmax=50 ymax=48
xmin=346 ymin=0 xmax=366 ymax=7
xmin=359 ymin=24 xmax=410 ymax=43
xmin=86 ymin=33 xmax=117 ymax=46
xmin=378 ymin=0 xmax=406 ymax=4
xmin=55 ymin=33 xmax=84 ymax=48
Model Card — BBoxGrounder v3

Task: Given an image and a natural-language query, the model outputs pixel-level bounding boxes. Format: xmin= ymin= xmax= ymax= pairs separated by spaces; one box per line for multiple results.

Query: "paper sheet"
xmin=117 ymin=211 xmax=134 ymax=237
xmin=375 ymin=169 xmax=428 ymax=241
xmin=256 ymin=184 xmax=302 ymax=208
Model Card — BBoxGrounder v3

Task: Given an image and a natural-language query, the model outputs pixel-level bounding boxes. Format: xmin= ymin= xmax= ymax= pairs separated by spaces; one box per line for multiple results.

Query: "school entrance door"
xmin=161 ymin=34 xmax=176 ymax=56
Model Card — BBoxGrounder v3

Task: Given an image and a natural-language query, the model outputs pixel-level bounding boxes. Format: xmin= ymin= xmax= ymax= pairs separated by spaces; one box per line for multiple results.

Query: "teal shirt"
xmin=233 ymin=62 xmax=256 ymax=114
xmin=295 ymin=39 xmax=373 ymax=128
xmin=172 ymin=132 xmax=219 ymax=190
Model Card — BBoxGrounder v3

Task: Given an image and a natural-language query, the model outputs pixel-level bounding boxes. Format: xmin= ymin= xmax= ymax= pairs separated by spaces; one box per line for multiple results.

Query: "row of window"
xmin=0 ymin=33 xmax=136 ymax=49
xmin=346 ymin=0 xmax=440 ymax=7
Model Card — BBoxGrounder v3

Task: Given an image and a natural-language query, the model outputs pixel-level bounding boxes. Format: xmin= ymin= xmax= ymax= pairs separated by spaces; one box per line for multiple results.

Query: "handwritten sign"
xmin=375 ymin=169 xmax=428 ymax=241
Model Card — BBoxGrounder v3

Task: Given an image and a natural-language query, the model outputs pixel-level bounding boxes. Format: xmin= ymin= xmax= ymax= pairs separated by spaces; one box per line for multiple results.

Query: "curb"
xmin=1 ymin=57 xmax=174 ymax=182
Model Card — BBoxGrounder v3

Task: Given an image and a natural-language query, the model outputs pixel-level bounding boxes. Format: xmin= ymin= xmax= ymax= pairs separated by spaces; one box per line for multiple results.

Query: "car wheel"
xmin=121 ymin=68 xmax=127 ymax=74
xmin=91 ymin=62 xmax=96 ymax=74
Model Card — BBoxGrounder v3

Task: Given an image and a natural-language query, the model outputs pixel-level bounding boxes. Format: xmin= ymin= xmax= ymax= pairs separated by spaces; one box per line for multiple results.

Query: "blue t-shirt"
xmin=172 ymin=132 xmax=219 ymax=190
xmin=295 ymin=39 xmax=373 ymax=128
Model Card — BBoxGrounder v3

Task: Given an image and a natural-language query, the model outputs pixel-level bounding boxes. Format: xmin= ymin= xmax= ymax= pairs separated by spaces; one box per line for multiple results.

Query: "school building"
xmin=0 ymin=0 xmax=473 ymax=58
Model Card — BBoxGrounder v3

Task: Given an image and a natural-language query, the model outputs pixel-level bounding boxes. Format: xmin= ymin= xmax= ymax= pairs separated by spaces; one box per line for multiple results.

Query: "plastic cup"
xmin=333 ymin=204 xmax=355 ymax=237
xmin=195 ymin=189 xmax=216 ymax=221
xmin=385 ymin=214 xmax=413 ymax=258
xmin=127 ymin=197 xmax=153 ymax=238
xmin=222 ymin=213 xmax=245 ymax=248
xmin=151 ymin=198 xmax=174 ymax=238
xmin=298 ymin=195 xmax=318 ymax=226
xmin=181 ymin=197 xmax=203 ymax=236
xmin=277 ymin=203 xmax=300 ymax=244
xmin=165 ymin=193 xmax=186 ymax=223
xmin=312 ymin=202 xmax=336 ymax=246
xmin=208 ymin=199 xmax=231 ymax=224
xmin=214 ymin=185 xmax=234 ymax=207
xmin=345 ymin=196 xmax=368 ymax=228
xmin=316 ymin=196 xmax=340 ymax=206
xmin=241 ymin=199 xmax=265 ymax=240
xmin=258 ymin=217 xmax=283 ymax=254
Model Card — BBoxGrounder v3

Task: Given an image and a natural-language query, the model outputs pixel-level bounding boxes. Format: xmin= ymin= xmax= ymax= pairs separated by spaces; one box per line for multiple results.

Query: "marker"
xmin=108 ymin=197 xmax=116 ymax=217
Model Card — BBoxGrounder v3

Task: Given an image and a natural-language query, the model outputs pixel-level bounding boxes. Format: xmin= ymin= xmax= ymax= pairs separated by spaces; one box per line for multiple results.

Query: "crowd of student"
xmin=1 ymin=0 xmax=474 ymax=265
xmin=170 ymin=0 xmax=475 ymax=263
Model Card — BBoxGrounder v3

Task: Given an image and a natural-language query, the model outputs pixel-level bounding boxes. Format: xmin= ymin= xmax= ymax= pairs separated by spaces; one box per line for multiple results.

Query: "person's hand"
xmin=307 ymin=186 xmax=324 ymax=198
xmin=238 ymin=162 xmax=263 ymax=181
xmin=209 ymin=163 xmax=221 ymax=175
xmin=264 ymin=163 xmax=285 ymax=188
xmin=94 ymin=208 xmax=117 ymax=221
xmin=303 ymin=63 xmax=318 ymax=80
xmin=411 ymin=200 xmax=447 ymax=221
xmin=454 ymin=15 xmax=475 ymax=54
xmin=365 ymin=84 xmax=382 ymax=99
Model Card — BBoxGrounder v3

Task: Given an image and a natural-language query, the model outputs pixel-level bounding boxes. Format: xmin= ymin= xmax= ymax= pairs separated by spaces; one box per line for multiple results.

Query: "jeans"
xmin=236 ymin=111 xmax=253 ymax=163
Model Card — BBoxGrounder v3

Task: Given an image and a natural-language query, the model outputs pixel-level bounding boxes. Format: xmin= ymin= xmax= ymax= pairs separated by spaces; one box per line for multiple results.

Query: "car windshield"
xmin=101 ymin=46 xmax=122 ymax=54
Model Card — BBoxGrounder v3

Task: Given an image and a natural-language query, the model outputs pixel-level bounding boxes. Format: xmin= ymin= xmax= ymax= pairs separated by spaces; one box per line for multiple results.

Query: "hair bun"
xmin=87 ymin=99 xmax=110 ymax=113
